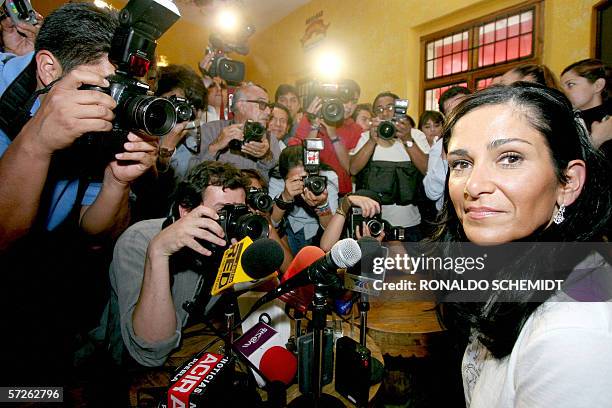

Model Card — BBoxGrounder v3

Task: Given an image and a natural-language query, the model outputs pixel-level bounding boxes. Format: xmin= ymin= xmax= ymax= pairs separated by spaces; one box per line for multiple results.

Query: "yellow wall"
xmin=244 ymin=0 xmax=601 ymax=118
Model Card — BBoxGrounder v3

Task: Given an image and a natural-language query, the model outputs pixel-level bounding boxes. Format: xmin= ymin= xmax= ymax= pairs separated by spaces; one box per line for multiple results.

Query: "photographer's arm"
xmin=133 ymin=205 xmax=225 ymax=344
xmin=0 ymin=69 xmax=115 ymax=250
xmin=349 ymin=137 xmax=376 ymax=175
xmin=323 ymin=125 xmax=350 ymax=172
xmin=79 ymin=133 xmax=158 ymax=238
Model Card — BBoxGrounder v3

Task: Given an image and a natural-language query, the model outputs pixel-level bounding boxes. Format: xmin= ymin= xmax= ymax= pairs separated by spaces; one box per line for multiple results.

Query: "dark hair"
xmin=372 ymin=91 xmax=400 ymax=108
xmin=35 ymin=3 xmax=118 ymax=74
xmin=438 ymin=86 xmax=471 ymax=114
xmin=156 ymin=64 xmax=208 ymax=110
xmin=269 ymin=102 xmax=293 ymax=130
xmin=509 ymin=63 xmax=560 ymax=90
xmin=351 ymin=103 xmax=372 ymax=122
xmin=274 ymin=84 xmax=299 ymax=102
xmin=173 ymin=161 xmax=249 ymax=215
xmin=278 ymin=146 xmax=303 ymax=179
xmin=562 ymin=58 xmax=611 ymax=101
xmin=418 ymin=110 xmax=445 ymax=130
xmin=340 ymin=78 xmax=361 ymax=99
xmin=436 ymin=83 xmax=612 ymax=358
xmin=241 ymin=168 xmax=268 ymax=190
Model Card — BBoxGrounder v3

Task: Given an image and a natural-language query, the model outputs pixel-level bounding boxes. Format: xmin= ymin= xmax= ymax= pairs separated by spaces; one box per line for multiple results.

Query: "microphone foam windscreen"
xmin=331 ymin=238 xmax=362 ymax=268
xmin=259 ymin=346 xmax=297 ymax=386
xmin=242 ymin=238 xmax=284 ymax=279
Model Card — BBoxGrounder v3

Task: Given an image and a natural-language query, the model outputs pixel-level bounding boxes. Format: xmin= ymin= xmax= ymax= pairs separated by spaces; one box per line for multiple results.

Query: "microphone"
xmin=278 ymin=246 xmax=323 ymax=313
xmin=259 ymin=346 xmax=297 ymax=408
xmin=243 ymin=238 xmax=362 ymax=322
xmin=344 ymin=236 xmax=388 ymax=299
xmin=211 ymin=237 xmax=284 ymax=296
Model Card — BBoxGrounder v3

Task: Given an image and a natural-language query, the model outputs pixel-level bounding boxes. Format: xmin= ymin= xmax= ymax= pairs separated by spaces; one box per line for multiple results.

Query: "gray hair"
xmin=231 ymin=82 xmax=269 ymax=114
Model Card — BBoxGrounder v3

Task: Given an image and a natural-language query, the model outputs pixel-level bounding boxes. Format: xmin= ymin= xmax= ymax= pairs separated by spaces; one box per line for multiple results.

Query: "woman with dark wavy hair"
xmin=436 ymin=83 xmax=612 ymax=407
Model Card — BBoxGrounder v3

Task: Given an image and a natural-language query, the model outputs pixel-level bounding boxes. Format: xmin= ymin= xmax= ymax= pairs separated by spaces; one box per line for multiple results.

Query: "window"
xmin=420 ymin=1 xmax=543 ymax=112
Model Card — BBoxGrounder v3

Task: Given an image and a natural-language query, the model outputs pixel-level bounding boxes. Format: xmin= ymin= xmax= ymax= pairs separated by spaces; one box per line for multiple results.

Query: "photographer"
xmin=275 ymin=84 xmax=301 ymax=140
xmin=0 ymin=3 xmax=159 ymax=383
xmin=319 ymin=191 xmax=384 ymax=251
xmin=189 ymin=82 xmax=280 ymax=180
xmin=97 ymin=161 xmax=249 ymax=367
xmin=268 ymin=102 xmax=292 ymax=151
xmin=269 ymin=145 xmax=339 ymax=254
xmin=288 ymin=79 xmax=362 ymax=196
xmin=349 ymin=92 xmax=429 ymax=242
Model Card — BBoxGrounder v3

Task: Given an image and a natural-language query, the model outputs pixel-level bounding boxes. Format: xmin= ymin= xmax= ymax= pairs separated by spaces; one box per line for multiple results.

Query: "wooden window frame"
xmin=419 ymin=0 xmax=544 ymax=113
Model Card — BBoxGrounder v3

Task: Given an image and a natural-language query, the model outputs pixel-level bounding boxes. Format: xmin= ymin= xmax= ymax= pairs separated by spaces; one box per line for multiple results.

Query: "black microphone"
xmin=243 ymin=238 xmax=362 ymax=322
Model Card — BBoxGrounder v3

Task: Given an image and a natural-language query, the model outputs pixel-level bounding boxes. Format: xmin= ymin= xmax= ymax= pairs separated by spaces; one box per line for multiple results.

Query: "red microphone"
xmin=259 ymin=346 xmax=298 ymax=407
xmin=278 ymin=246 xmax=324 ymax=313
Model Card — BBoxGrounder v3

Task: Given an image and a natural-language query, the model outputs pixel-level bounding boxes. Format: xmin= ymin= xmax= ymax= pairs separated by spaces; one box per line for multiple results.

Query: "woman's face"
xmin=447 ymin=104 xmax=561 ymax=245
xmin=355 ymin=109 xmax=372 ymax=131
xmin=421 ymin=119 xmax=443 ymax=144
xmin=560 ymin=70 xmax=602 ymax=110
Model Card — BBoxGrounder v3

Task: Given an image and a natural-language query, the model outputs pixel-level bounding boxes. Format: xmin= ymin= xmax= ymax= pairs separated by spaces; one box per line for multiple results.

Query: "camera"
xmin=207 ymin=22 xmax=255 ymax=84
xmin=377 ymin=99 xmax=409 ymax=140
xmin=2 ymin=0 xmax=37 ymax=25
xmin=310 ymin=82 xmax=354 ymax=125
xmin=70 ymin=0 xmax=180 ymax=173
xmin=168 ymin=95 xmax=195 ymax=123
xmin=347 ymin=206 xmax=385 ymax=239
xmin=302 ymin=138 xmax=327 ymax=196
xmin=196 ymin=204 xmax=269 ymax=256
xmin=228 ymin=120 xmax=266 ymax=151
xmin=247 ymin=187 xmax=273 ymax=213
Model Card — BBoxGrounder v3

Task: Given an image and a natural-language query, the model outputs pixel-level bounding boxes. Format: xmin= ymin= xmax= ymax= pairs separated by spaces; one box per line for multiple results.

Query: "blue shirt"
xmin=0 ymin=52 xmax=101 ymax=231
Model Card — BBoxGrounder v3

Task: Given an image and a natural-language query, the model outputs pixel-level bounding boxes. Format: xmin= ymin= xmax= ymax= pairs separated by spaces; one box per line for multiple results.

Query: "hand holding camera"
xmin=150 ymin=204 xmax=227 ymax=258
xmin=302 ymin=185 xmax=328 ymax=208
xmin=22 ymin=69 xmax=116 ymax=156
xmin=241 ymin=130 xmax=270 ymax=159
xmin=109 ymin=131 xmax=159 ymax=184
xmin=282 ymin=169 xmax=307 ymax=202
xmin=213 ymin=123 xmax=244 ymax=152
xmin=0 ymin=6 xmax=42 ymax=56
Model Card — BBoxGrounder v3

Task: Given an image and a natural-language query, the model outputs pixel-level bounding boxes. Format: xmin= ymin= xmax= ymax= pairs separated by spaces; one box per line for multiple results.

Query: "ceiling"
xmin=174 ymin=0 xmax=310 ymax=32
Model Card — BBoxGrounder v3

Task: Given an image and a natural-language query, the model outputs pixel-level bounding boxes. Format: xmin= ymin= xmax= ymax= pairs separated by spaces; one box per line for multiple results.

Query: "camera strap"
xmin=0 ymin=57 xmax=38 ymax=140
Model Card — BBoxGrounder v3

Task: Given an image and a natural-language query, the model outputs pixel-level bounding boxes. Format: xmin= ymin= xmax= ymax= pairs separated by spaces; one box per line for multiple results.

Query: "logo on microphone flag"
xmin=211 ymin=236 xmax=253 ymax=296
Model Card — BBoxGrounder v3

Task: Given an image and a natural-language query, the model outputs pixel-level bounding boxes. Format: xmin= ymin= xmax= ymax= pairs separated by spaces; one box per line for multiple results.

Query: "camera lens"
xmin=235 ymin=214 xmax=269 ymax=241
xmin=175 ymin=103 xmax=193 ymax=122
xmin=255 ymin=194 xmax=273 ymax=212
xmin=367 ymin=219 xmax=383 ymax=237
xmin=305 ymin=176 xmax=326 ymax=195
xmin=127 ymin=95 xmax=177 ymax=136
xmin=377 ymin=121 xmax=396 ymax=140
xmin=321 ymin=99 xmax=344 ymax=125
xmin=222 ymin=61 xmax=235 ymax=73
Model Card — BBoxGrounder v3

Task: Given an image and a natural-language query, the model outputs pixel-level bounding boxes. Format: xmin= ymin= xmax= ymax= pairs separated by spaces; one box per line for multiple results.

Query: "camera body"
xmin=310 ymin=83 xmax=353 ymax=125
xmin=377 ymin=99 xmax=409 ymax=140
xmin=207 ymin=23 xmax=255 ymax=84
xmin=302 ymin=138 xmax=328 ymax=196
xmin=347 ymin=206 xmax=385 ymax=239
xmin=246 ymin=187 xmax=273 ymax=213
xmin=168 ymin=95 xmax=195 ymax=123
xmin=228 ymin=120 xmax=266 ymax=151
xmin=2 ymin=0 xmax=37 ymax=25
xmin=196 ymin=204 xmax=269 ymax=257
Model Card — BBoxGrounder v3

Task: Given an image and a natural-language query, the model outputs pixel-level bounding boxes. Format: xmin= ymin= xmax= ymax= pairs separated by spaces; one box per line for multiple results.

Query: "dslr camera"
xmin=377 ymin=99 xmax=409 ymax=140
xmin=1 ymin=0 xmax=38 ymax=25
xmin=247 ymin=187 xmax=273 ymax=213
xmin=207 ymin=22 xmax=255 ymax=84
xmin=168 ymin=95 xmax=195 ymax=123
xmin=347 ymin=206 xmax=385 ymax=239
xmin=75 ymin=0 xmax=181 ymax=169
xmin=310 ymin=82 xmax=354 ymax=126
xmin=196 ymin=204 xmax=269 ymax=257
xmin=302 ymin=138 xmax=327 ymax=196
xmin=228 ymin=120 xmax=266 ymax=151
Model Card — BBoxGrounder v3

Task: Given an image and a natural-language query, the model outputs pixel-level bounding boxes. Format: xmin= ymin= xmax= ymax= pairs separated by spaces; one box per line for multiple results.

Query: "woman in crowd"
xmin=437 ymin=83 xmax=612 ymax=407
xmin=418 ymin=110 xmax=444 ymax=147
xmin=352 ymin=103 xmax=373 ymax=132
xmin=561 ymin=59 xmax=612 ymax=151
xmin=498 ymin=63 xmax=560 ymax=89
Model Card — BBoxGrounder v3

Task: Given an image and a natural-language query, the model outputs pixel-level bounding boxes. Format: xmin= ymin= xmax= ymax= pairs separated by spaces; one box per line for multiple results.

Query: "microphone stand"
xmin=357 ymin=293 xmax=369 ymax=348
xmin=289 ymin=283 xmax=344 ymax=408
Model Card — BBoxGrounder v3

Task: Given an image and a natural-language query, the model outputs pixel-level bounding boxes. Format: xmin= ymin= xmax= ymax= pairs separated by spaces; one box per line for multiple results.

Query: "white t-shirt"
xmin=462 ymin=253 xmax=612 ymax=408
xmin=350 ymin=128 xmax=429 ymax=228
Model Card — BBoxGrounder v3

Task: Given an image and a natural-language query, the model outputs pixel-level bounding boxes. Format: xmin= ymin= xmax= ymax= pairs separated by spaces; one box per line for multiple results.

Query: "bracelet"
xmin=310 ymin=125 xmax=320 ymax=132
xmin=315 ymin=201 xmax=331 ymax=216
xmin=274 ymin=195 xmax=294 ymax=211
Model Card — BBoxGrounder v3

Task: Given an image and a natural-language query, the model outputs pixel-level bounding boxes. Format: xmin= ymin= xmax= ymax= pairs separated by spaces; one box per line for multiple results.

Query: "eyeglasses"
xmin=374 ymin=105 xmax=395 ymax=115
xmin=243 ymin=99 xmax=273 ymax=111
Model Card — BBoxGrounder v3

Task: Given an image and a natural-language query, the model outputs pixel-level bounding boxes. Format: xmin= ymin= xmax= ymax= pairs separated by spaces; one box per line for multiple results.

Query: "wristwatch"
xmin=274 ymin=195 xmax=294 ymax=211
xmin=405 ymin=139 xmax=414 ymax=148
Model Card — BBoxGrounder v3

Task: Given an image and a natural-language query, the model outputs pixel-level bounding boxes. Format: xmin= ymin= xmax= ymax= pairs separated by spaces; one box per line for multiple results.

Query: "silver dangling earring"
xmin=553 ymin=204 xmax=565 ymax=225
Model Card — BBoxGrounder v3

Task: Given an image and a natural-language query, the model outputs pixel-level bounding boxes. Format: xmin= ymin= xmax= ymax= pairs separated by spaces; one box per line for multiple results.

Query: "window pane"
xmin=520 ymin=11 xmax=533 ymax=34
xmin=495 ymin=19 xmax=507 ymax=41
xmin=443 ymin=35 xmax=452 ymax=56
xmin=507 ymin=37 xmax=519 ymax=60
xmin=495 ymin=40 xmax=507 ymax=63
xmin=442 ymin=55 xmax=452 ymax=75
xmin=427 ymin=60 xmax=434 ymax=79
xmin=508 ymin=15 xmax=520 ymax=37
xmin=483 ymin=22 xmax=495 ymax=44
xmin=519 ymin=33 xmax=532 ymax=57
xmin=434 ymin=39 xmax=443 ymax=58
xmin=427 ymin=42 xmax=434 ymax=61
